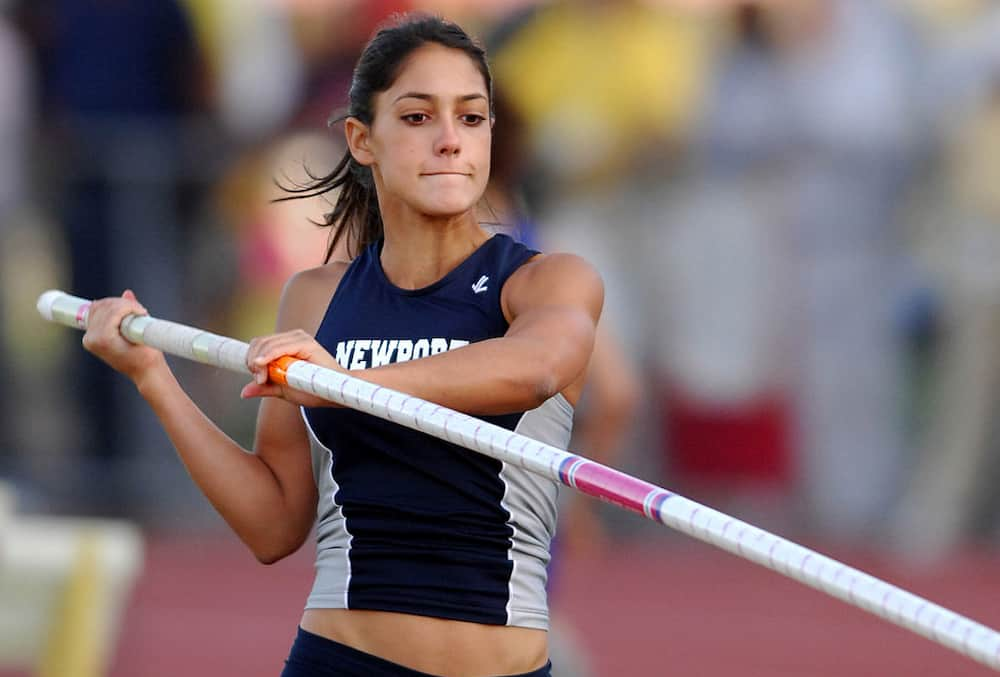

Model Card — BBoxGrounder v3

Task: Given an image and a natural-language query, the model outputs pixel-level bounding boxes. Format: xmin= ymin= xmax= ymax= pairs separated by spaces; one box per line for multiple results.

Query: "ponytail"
xmin=275 ymin=140 xmax=382 ymax=263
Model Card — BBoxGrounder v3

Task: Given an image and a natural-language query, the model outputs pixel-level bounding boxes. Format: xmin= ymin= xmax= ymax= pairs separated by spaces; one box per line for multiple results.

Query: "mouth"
xmin=420 ymin=172 xmax=471 ymax=177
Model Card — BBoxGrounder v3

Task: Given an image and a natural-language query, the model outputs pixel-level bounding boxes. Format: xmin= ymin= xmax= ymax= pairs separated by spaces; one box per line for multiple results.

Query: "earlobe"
xmin=344 ymin=117 xmax=375 ymax=166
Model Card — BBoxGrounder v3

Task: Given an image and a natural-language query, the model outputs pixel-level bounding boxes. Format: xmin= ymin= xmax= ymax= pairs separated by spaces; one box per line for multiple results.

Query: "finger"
xmin=83 ymin=298 xmax=144 ymax=352
xmin=92 ymin=297 xmax=147 ymax=346
xmin=246 ymin=336 xmax=267 ymax=373
xmin=121 ymin=289 xmax=148 ymax=314
xmin=91 ymin=296 xmax=145 ymax=324
xmin=260 ymin=332 xmax=320 ymax=362
xmin=246 ymin=334 xmax=297 ymax=367
xmin=251 ymin=338 xmax=311 ymax=369
xmin=83 ymin=299 xmax=123 ymax=345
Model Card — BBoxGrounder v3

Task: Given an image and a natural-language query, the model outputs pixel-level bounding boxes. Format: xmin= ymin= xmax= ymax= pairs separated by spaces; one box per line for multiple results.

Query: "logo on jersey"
xmin=472 ymin=275 xmax=489 ymax=294
xmin=334 ymin=338 xmax=471 ymax=370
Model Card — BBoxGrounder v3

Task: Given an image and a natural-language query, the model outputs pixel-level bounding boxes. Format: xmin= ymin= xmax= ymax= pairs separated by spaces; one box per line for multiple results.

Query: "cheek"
xmin=481 ymin=144 xmax=492 ymax=174
xmin=378 ymin=145 xmax=420 ymax=187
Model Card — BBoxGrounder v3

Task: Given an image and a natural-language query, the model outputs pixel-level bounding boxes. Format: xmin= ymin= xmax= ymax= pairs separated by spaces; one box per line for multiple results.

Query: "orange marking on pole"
xmin=267 ymin=355 xmax=300 ymax=386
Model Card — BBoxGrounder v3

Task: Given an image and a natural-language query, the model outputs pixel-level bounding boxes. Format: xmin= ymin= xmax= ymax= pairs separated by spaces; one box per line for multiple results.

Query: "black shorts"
xmin=282 ymin=626 xmax=553 ymax=677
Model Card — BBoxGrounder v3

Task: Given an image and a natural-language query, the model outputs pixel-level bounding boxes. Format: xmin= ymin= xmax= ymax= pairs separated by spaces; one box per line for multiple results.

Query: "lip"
xmin=420 ymin=171 xmax=471 ymax=176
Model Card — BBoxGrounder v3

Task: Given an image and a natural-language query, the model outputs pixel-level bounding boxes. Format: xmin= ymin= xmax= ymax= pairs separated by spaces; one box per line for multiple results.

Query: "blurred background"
xmin=1 ymin=0 xmax=1000 ymax=675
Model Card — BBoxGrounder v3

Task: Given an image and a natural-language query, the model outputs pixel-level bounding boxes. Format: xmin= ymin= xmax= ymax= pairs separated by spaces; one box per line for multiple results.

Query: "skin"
xmin=83 ymin=43 xmax=602 ymax=677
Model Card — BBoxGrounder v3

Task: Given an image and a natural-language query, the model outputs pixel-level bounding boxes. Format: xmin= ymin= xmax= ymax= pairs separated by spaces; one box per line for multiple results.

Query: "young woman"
xmin=81 ymin=14 xmax=602 ymax=677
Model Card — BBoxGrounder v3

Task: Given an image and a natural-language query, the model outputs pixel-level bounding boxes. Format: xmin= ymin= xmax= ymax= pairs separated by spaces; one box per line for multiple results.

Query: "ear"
xmin=344 ymin=117 xmax=375 ymax=167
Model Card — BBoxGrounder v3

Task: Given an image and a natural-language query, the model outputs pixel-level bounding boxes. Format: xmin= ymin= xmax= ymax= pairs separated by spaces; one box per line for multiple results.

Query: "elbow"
xmin=249 ymin=531 xmax=308 ymax=565
xmin=527 ymin=356 xmax=567 ymax=409
xmin=241 ymin=499 xmax=314 ymax=565
xmin=254 ymin=548 xmax=289 ymax=566
xmin=531 ymin=371 xmax=561 ymax=409
xmin=524 ymin=341 xmax=589 ymax=409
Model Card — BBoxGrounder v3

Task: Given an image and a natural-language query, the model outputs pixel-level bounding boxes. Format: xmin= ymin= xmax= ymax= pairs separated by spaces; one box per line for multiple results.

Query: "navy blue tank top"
xmin=301 ymin=233 xmax=574 ymax=629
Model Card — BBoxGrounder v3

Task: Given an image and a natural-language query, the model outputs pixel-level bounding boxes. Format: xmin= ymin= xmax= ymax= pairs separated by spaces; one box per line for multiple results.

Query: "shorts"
xmin=281 ymin=626 xmax=553 ymax=677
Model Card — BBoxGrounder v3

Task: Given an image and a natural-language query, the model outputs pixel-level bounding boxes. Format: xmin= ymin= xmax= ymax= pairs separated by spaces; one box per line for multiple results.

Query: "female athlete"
xmin=81 ymin=14 xmax=602 ymax=677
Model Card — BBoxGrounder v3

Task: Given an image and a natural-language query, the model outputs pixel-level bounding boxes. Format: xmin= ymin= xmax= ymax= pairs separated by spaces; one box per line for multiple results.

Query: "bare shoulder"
xmin=502 ymin=252 xmax=604 ymax=320
xmin=276 ymin=260 xmax=352 ymax=334
xmin=510 ymin=252 xmax=602 ymax=286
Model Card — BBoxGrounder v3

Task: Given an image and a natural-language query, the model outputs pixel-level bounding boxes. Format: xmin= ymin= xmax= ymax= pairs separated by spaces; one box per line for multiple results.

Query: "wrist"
xmin=133 ymin=356 xmax=173 ymax=400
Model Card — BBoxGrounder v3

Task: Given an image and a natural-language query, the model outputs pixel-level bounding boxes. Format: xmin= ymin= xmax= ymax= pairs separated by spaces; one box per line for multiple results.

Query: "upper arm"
xmin=253 ymin=264 xmax=348 ymax=529
xmin=500 ymin=253 xmax=604 ymax=403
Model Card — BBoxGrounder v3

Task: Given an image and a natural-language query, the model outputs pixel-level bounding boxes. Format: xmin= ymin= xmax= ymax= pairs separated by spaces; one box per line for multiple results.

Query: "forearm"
xmin=134 ymin=363 xmax=305 ymax=560
xmin=358 ymin=335 xmax=572 ymax=415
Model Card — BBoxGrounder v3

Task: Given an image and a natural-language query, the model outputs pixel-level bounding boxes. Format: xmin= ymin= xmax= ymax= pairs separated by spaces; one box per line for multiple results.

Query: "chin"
xmin=419 ymin=195 xmax=479 ymax=217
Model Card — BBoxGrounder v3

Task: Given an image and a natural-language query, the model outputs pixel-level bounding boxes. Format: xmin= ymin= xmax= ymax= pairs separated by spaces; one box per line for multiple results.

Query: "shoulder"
xmin=505 ymin=252 xmax=604 ymax=298
xmin=501 ymin=252 xmax=604 ymax=320
xmin=275 ymin=260 xmax=352 ymax=334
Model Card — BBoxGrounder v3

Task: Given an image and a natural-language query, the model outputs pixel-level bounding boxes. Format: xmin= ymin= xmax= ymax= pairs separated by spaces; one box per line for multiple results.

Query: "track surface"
xmin=93 ymin=535 xmax=1000 ymax=676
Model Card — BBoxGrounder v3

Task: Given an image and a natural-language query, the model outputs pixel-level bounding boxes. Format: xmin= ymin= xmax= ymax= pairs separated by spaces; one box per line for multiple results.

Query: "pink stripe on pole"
xmin=571 ymin=463 xmax=666 ymax=516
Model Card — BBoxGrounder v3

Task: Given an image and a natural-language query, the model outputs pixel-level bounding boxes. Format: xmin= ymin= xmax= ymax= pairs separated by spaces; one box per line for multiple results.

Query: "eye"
xmin=402 ymin=113 xmax=429 ymax=124
xmin=461 ymin=114 xmax=487 ymax=126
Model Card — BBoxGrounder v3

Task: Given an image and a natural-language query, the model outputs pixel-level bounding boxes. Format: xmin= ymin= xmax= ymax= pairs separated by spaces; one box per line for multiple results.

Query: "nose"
xmin=434 ymin=118 xmax=461 ymax=157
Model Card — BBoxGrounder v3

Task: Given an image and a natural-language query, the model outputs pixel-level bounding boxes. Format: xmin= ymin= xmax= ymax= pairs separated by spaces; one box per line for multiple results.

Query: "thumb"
xmin=240 ymin=381 xmax=283 ymax=400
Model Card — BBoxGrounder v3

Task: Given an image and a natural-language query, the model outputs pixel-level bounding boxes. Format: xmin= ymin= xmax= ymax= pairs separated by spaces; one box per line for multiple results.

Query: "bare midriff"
xmin=300 ymin=608 xmax=548 ymax=676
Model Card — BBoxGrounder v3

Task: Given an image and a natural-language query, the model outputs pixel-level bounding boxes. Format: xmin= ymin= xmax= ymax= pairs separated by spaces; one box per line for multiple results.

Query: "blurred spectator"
xmin=0 ymin=7 xmax=29 ymax=216
xmin=0 ymin=5 xmax=33 ymax=476
xmin=17 ymin=0 xmax=205 ymax=515
xmin=489 ymin=0 xmax=706 ymax=196
xmin=654 ymin=3 xmax=796 ymax=516
xmin=891 ymin=1 xmax=1000 ymax=557
xmin=763 ymin=0 xmax=920 ymax=542
xmin=182 ymin=0 xmax=305 ymax=141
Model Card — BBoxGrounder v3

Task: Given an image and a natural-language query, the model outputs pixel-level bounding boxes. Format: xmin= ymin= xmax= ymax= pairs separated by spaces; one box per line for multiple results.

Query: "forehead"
xmin=384 ymin=43 xmax=488 ymax=102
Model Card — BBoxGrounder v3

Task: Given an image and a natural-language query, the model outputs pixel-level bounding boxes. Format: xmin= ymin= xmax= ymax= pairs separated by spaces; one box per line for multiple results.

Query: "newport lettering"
xmin=333 ymin=338 xmax=471 ymax=369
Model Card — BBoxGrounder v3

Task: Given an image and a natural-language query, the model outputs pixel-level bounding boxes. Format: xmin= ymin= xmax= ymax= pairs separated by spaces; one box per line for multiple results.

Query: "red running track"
xmin=93 ymin=535 xmax=1000 ymax=676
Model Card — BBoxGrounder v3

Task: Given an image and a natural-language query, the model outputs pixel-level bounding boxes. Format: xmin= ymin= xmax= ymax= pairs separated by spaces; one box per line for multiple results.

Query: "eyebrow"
xmin=393 ymin=92 xmax=488 ymax=104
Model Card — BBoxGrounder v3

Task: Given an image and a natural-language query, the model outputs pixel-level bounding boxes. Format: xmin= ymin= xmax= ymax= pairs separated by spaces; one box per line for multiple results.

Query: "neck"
xmin=379 ymin=210 xmax=490 ymax=290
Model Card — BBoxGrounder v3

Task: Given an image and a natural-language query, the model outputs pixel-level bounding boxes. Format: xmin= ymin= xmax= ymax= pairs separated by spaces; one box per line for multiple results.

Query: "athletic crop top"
xmin=301 ymin=234 xmax=573 ymax=630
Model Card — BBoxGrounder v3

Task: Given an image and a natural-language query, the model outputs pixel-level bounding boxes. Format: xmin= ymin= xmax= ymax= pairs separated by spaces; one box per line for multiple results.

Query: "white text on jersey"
xmin=334 ymin=338 xmax=471 ymax=370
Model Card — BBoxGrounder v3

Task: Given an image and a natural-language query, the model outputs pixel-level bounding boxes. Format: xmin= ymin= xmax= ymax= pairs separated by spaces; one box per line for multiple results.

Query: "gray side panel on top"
xmin=301 ymin=409 xmax=353 ymax=610
xmin=501 ymin=393 xmax=574 ymax=629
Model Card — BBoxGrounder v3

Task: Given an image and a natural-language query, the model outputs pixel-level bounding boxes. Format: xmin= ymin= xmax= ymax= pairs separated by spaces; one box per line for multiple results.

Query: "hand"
xmin=81 ymin=290 xmax=166 ymax=384
xmin=241 ymin=329 xmax=345 ymax=407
